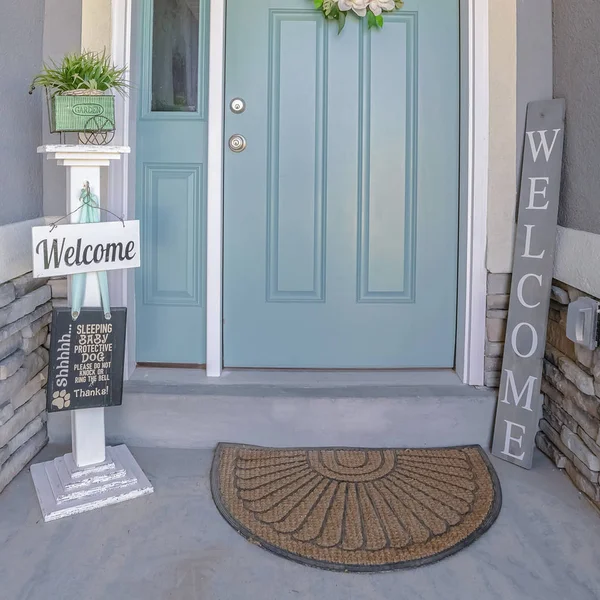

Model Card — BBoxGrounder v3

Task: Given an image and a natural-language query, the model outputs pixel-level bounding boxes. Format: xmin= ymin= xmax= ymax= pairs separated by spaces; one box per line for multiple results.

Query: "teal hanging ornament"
xmin=71 ymin=181 xmax=112 ymax=321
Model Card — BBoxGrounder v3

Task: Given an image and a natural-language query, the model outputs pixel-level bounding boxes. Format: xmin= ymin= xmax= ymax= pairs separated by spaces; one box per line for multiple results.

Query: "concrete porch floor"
xmin=1 ymin=446 xmax=599 ymax=600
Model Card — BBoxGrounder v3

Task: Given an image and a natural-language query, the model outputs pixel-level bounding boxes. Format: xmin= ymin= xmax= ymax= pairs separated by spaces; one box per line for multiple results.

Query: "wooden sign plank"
xmin=46 ymin=308 xmax=127 ymax=412
xmin=491 ymin=99 xmax=566 ymax=469
xmin=32 ymin=220 xmax=140 ymax=278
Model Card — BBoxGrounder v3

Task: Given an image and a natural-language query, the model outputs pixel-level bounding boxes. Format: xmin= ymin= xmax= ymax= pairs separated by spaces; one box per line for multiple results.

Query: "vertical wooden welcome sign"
xmin=492 ymin=99 xmax=566 ymax=469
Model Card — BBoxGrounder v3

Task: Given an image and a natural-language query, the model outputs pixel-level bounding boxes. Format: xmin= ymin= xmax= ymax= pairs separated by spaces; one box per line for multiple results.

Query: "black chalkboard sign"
xmin=46 ymin=307 xmax=127 ymax=412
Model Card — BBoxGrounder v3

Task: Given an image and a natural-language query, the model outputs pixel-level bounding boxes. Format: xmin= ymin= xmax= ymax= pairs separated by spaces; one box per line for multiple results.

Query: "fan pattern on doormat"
xmin=211 ymin=443 xmax=502 ymax=572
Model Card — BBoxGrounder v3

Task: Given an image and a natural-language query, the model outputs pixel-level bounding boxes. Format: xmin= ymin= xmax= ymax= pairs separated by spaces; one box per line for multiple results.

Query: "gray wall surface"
xmin=517 ymin=0 xmax=553 ymax=179
xmin=42 ymin=0 xmax=83 ymax=218
xmin=553 ymin=0 xmax=600 ymax=233
xmin=0 ymin=0 xmax=45 ymax=226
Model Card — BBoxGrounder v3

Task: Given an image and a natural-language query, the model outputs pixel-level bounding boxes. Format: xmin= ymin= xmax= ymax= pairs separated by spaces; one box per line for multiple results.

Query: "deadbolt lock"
xmin=230 ymin=98 xmax=246 ymax=114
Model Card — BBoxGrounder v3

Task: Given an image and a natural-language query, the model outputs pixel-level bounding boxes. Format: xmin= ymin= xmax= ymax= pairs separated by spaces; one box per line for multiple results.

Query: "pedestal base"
xmin=30 ymin=445 xmax=153 ymax=522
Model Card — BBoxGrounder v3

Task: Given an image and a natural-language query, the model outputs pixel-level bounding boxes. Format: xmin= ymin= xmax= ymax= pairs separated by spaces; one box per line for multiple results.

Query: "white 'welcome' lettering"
xmin=517 ymin=273 xmax=542 ymax=309
xmin=521 ymin=224 xmax=546 ymax=259
xmin=526 ymin=129 xmax=561 ymax=163
xmin=501 ymin=420 xmax=527 ymax=461
xmin=511 ymin=322 xmax=538 ymax=359
xmin=527 ymin=177 xmax=550 ymax=210
xmin=501 ymin=369 xmax=536 ymax=412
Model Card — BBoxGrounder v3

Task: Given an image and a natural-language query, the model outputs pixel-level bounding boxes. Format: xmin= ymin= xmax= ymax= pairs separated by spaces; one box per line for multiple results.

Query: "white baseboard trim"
xmin=0 ymin=217 xmax=57 ymax=284
xmin=554 ymin=226 xmax=600 ymax=298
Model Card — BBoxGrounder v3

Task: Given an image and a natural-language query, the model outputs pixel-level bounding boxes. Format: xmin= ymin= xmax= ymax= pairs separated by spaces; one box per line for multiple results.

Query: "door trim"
xmin=206 ymin=0 xmax=226 ymax=376
xmin=118 ymin=0 xmax=489 ymax=383
xmin=455 ymin=0 xmax=489 ymax=385
xmin=110 ymin=0 xmax=135 ymax=379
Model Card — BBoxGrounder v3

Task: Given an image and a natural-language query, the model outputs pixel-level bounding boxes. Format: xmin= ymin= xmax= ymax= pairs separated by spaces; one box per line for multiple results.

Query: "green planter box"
xmin=50 ymin=94 xmax=115 ymax=133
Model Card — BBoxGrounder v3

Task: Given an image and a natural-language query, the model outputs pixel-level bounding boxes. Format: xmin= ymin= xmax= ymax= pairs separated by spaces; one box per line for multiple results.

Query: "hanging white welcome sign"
xmin=32 ymin=221 xmax=141 ymax=278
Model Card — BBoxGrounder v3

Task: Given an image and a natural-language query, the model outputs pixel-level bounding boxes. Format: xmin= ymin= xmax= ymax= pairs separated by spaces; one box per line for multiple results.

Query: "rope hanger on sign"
xmin=49 ymin=181 xmax=125 ymax=232
xmin=52 ymin=181 xmax=120 ymax=322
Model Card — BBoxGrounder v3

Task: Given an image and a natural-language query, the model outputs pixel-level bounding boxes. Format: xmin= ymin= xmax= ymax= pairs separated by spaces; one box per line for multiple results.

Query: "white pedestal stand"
xmin=30 ymin=145 xmax=153 ymax=522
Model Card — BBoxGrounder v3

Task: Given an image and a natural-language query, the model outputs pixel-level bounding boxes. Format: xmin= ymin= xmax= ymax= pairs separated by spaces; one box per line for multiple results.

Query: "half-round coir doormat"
xmin=211 ymin=443 xmax=502 ymax=572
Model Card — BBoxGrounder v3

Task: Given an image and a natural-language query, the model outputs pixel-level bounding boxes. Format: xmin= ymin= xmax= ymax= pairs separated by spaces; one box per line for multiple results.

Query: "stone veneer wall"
xmin=0 ymin=274 xmax=51 ymax=493
xmin=49 ymin=277 xmax=67 ymax=308
xmin=0 ymin=273 xmax=66 ymax=494
xmin=535 ymin=279 xmax=600 ymax=510
xmin=485 ymin=273 xmax=511 ymax=388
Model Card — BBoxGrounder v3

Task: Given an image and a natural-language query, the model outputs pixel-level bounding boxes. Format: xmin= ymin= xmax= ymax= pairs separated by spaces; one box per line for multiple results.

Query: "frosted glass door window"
xmin=152 ymin=0 xmax=200 ymax=112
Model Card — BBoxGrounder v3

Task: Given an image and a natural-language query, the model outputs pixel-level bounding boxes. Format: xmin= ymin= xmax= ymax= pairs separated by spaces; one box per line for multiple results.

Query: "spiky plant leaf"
xmin=29 ymin=50 xmax=129 ymax=96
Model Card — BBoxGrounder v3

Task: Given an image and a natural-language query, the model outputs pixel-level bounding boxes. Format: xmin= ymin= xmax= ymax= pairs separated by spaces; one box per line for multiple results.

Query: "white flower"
xmin=368 ymin=0 xmax=395 ymax=15
xmin=338 ymin=0 xmax=369 ymax=17
xmin=322 ymin=0 xmax=338 ymax=14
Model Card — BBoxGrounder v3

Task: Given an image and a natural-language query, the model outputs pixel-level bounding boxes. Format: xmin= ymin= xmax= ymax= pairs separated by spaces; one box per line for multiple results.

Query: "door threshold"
xmin=137 ymin=362 xmax=206 ymax=370
xmin=128 ymin=367 xmax=464 ymax=388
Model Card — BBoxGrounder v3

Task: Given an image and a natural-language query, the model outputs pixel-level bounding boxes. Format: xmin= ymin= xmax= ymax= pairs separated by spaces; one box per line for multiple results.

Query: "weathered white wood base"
xmin=30 ymin=445 xmax=153 ymax=522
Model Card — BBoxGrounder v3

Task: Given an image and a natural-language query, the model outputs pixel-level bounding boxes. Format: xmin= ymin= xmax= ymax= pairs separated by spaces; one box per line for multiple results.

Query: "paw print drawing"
xmin=51 ymin=390 xmax=71 ymax=410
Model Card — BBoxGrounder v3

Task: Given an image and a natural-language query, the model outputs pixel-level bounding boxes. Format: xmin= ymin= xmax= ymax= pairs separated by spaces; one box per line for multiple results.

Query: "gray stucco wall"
xmin=42 ymin=0 xmax=83 ymax=218
xmin=517 ymin=0 xmax=553 ymax=178
xmin=553 ymin=0 xmax=600 ymax=234
xmin=0 ymin=0 xmax=45 ymax=226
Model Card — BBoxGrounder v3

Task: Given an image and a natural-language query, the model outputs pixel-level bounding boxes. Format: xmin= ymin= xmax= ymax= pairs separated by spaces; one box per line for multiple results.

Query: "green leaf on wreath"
xmin=311 ymin=0 xmax=404 ymax=31
xmin=367 ymin=10 xmax=377 ymax=29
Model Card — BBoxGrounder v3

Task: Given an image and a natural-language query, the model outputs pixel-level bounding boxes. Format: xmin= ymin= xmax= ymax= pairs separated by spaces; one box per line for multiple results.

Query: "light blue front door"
xmin=136 ymin=0 xmax=208 ymax=364
xmin=224 ymin=0 xmax=460 ymax=367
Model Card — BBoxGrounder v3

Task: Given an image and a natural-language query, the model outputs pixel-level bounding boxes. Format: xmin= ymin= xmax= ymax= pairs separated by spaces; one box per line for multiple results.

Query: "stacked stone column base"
xmin=485 ymin=273 xmax=510 ymax=388
xmin=0 ymin=273 xmax=51 ymax=493
xmin=536 ymin=279 xmax=600 ymax=510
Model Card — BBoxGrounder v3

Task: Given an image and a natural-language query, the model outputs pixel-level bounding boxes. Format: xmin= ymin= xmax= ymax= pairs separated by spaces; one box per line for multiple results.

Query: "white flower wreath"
xmin=314 ymin=0 xmax=404 ymax=32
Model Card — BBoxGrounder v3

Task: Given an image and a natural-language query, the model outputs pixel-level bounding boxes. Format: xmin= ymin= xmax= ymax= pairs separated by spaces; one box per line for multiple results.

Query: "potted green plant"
xmin=29 ymin=50 xmax=128 ymax=135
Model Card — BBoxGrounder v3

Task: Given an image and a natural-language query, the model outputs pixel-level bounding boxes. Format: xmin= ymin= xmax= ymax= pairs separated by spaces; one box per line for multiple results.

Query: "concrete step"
xmin=48 ymin=369 xmax=498 ymax=450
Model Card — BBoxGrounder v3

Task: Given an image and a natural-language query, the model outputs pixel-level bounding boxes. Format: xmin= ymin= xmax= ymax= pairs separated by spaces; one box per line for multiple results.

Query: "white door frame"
xmin=455 ymin=0 xmax=489 ymax=386
xmin=114 ymin=0 xmax=489 ymax=384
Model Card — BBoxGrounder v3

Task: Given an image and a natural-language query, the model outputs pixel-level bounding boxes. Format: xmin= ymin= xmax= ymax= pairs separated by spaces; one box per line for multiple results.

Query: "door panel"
xmin=224 ymin=0 xmax=460 ymax=368
xmin=136 ymin=0 xmax=208 ymax=364
xmin=357 ymin=14 xmax=416 ymax=303
xmin=267 ymin=13 xmax=327 ymax=302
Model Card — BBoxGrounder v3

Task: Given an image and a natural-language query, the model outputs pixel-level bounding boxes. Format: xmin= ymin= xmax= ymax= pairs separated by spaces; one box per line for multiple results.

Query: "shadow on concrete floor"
xmin=1 ymin=445 xmax=599 ymax=600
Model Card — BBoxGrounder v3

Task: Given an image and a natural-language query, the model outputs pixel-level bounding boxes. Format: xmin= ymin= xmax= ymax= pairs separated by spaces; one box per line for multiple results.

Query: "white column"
xmin=32 ymin=145 xmax=153 ymax=522
xmin=39 ymin=145 xmax=130 ymax=467
xmin=68 ymin=163 xmax=106 ymax=466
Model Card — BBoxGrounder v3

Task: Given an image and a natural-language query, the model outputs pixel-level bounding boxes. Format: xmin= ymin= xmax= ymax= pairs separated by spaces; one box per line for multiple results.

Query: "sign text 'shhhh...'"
xmin=491 ymin=99 xmax=566 ymax=469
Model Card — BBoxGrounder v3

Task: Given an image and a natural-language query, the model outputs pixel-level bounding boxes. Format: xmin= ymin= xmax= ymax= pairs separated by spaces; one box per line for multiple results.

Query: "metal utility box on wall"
xmin=566 ymin=297 xmax=600 ymax=351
